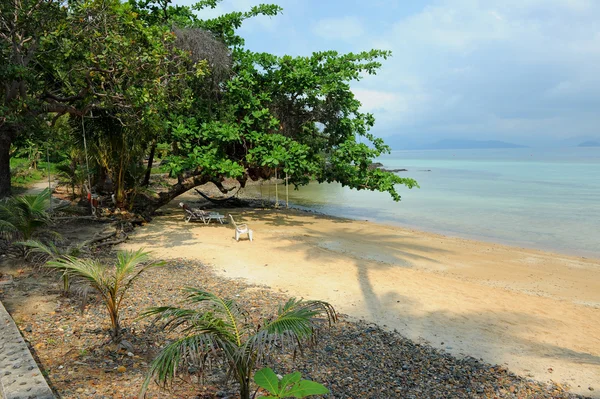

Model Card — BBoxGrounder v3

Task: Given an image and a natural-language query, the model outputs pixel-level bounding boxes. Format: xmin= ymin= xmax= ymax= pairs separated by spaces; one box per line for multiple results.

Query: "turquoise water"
xmin=245 ymin=148 xmax=600 ymax=258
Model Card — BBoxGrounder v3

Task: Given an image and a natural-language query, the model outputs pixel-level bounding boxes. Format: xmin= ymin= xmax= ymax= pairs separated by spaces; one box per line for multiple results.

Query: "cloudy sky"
xmin=176 ymin=0 xmax=600 ymax=147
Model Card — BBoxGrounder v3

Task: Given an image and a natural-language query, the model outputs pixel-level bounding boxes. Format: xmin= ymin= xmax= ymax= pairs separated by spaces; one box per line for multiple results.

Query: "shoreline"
xmin=282 ymin=201 xmax=600 ymax=261
xmin=120 ymin=191 xmax=600 ymax=397
xmin=257 ymin=196 xmax=600 ymax=261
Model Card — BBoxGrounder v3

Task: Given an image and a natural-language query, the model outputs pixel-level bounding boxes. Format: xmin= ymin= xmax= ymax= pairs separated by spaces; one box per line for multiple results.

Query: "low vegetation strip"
xmin=0 ymin=300 xmax=55 ymax=399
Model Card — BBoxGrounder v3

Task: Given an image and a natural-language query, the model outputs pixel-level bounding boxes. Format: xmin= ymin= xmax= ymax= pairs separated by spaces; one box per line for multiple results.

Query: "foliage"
xmin=40 ymin=0 xmax=200 ymax=206
xmin=56 ymin=158 xmax=86 ymax=199
xmin=3 ymin=0 xmax=418 ymax=212
xmin=20 ymin=239 xmax=84 ymax=294
xmin=0 ymin=0 xmax=65 ymax=197
xmin=140 ymin=289 xmax=337 ymax=399
xmin=0 ymin=188 xmax=52 ymax=241
xmin=254 ymin=367 xmax=329 ymax=398
xmin=46 ymin=249 xmax=165 ymax=342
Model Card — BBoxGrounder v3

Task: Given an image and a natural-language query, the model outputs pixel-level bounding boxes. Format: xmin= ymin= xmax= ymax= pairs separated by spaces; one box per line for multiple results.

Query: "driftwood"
xmin=82 ymin=231 xmax=118 ymax=247
xmin=94 ymin=233 xmax=128 ymax=248
xmin=53 ymin=216 xmax=107 ymax=221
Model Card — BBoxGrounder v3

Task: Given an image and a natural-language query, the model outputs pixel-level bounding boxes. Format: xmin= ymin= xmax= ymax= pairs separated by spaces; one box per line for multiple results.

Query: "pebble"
xmin=2 ymin=249 xmax=592 ymax=399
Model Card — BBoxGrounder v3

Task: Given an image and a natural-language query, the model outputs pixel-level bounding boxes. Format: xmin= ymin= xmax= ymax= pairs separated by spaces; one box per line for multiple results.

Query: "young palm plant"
xmin=140 ymin=289 xmax=337 ymax=399
xmin=0 ymin=188 xmax=52 ymax=241
xmin=47 ymin=249 xmax=164 ymax=342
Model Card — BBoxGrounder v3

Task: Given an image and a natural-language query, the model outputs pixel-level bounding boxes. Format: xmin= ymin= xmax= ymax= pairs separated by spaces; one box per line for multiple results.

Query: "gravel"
xmin=0 ymin=255 xmax=592 ymax=399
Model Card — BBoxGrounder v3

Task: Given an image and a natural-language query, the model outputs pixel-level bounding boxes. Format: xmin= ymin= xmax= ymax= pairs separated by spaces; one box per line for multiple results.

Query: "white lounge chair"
xmin=228 ymin=214 xmax=253 ymax=242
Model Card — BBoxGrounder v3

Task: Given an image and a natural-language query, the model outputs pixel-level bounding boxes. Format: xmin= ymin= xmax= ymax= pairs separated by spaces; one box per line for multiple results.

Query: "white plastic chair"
xmin=228 ymin=214 xmax=253 ymax=242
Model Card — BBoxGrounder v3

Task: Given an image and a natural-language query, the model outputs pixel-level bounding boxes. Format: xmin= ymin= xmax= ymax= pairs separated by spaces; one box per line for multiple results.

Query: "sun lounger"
xmin=179 ymin=203 xmax=225 ymax=224
xmin=207 ymin=212 xmax=225 ymax=224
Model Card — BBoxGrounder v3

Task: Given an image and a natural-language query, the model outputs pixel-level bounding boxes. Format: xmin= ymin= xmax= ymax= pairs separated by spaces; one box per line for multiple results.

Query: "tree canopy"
xmin=0 ymin=0 xmax=417 ymax=214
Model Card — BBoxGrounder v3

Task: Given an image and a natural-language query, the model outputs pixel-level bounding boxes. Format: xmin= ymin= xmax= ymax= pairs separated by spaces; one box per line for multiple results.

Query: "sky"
xmin=175 ymin=0 xmax=600 ymax=148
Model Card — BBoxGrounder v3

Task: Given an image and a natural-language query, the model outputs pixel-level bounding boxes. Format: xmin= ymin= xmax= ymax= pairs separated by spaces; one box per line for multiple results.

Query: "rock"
xmin=381 ymin=168 xmax=408 ymax=173
xmin=367 ymin=162 xmax=384 ymax=170
xmin=118 ymin=339 xmax=134 ymax=352
xmin=116 ymin=366 xmax=126 ymax=373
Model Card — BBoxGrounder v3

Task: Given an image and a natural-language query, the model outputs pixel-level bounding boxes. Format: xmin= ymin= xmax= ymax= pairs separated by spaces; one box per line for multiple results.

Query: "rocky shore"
xmin=1 ymin=253 xmax=592 ymax=398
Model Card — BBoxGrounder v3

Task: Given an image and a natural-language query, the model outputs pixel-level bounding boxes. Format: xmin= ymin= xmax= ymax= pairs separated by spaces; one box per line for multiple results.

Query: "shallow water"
xmin=243 ymin=147 xmax=600 ymax=258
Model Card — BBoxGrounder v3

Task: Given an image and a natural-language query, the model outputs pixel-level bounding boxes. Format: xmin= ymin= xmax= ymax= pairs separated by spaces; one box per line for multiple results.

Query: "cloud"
xmin=170 ymin=0 xmax=600 ymax=145
xmin=312 ymin=16 xmax=365 ymax=41
xmin=351 ymin=0 xmax=600 ymax=144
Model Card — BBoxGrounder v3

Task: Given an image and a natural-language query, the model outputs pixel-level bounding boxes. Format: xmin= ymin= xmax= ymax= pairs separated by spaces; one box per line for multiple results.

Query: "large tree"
xmin=0 ymin=0 xmax=65 ymax=197
xmin=129 ymin=0 xmax=417 ymax=216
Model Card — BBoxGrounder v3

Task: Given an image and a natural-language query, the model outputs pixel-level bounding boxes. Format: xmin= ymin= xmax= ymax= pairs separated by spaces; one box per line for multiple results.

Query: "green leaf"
xmin=283 ymin=380 xmax=330 ymax=398
xmin=279 ymin=371 xmax=302 ymax=392
xmin=254 ymin=367 xmax=280 ymax=395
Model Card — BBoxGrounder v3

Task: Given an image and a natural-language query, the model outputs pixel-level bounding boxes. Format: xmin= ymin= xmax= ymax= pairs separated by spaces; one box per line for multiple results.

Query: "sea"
xmin=242 ymin=147 xmax=600 ymax=258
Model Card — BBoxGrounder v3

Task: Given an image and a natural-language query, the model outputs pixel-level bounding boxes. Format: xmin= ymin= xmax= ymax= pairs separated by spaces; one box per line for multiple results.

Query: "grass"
xmin=10 ymin=157 xmax=59 ymax=192
xmin=149 ymin=159 xmax=170 ymax=175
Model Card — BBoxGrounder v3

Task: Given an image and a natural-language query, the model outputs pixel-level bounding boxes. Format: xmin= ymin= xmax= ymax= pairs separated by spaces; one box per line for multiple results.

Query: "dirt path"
xmin=120 ymin=196 xmax=600 ymax=397
xmin=22 ymin=180 xmax=55 ymax=195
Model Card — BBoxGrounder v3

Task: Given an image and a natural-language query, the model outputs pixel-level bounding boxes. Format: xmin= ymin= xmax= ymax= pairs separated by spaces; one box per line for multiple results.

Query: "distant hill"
xmin=414 ymin=139 xmax=528 ymax=150
xmin=578 ymin=141 xmax=600 ymax=147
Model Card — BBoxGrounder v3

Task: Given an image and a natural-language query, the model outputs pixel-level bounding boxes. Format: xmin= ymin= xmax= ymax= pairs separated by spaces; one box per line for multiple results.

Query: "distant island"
xmin=578 ymin=141 xmax=600 ymax=147
xmin=413 ymin=139 xmax=528 ymax=150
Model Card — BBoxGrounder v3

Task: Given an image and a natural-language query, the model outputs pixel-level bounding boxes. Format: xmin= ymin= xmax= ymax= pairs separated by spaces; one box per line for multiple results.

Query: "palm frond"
xmin=116 ymin=251 xmax=164 ymax=309
xmin=0 ymin=219 xmax=17 ymax=239
xmin=18 ymin=239 xmax=59 ymax=257
xmin=245 ymin=298 xmax=338 ymax=362
xmin=116 ymin=248 xmax=151 ymax=278
xmin=46 ymin=256 xmax=110 ymax=294
xmin=141 ymin=304 xmax=238 ymax=343
xmin=182 ymin=288 xmax=249 ymax=346
xmin=272 ymin=298 xmax=338 ymax=332
xmin=141 ymin=333 xmax=231 ymax=396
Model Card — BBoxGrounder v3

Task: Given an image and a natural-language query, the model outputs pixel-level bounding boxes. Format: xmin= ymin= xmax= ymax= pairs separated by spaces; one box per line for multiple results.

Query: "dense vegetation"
xmin=1 ymin=0 xmax=417 ymax=215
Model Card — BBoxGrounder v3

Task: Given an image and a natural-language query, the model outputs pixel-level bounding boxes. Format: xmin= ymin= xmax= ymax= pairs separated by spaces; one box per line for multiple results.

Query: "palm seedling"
xmin=0 ymin=188 xmax=52 ymax=242
xmin=47 ymin=249 xmax=164 ymax=342
xmin=140 ymin=289 xmax=337 ymax=399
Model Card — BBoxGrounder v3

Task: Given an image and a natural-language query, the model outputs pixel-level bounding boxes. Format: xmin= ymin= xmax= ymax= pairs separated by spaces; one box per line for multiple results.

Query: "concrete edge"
xmin=0 ymin=300 xmax=55 ymax=399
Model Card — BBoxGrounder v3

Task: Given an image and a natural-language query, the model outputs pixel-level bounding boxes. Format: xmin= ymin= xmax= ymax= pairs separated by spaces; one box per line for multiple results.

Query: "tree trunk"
xmin=0 ymin=132 xmax=13 ymax=198
xmin=239 ymin=379 xmax=250 ymax=399
xmin=134 ymin=174 xmax=211 ymax=220
xmin=142 ymin=140 xmax=156 ymax=187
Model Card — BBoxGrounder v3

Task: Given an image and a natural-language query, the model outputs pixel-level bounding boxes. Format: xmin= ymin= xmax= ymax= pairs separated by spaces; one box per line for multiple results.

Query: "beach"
xmin=120 ymin=194 xmax=600 ymax=397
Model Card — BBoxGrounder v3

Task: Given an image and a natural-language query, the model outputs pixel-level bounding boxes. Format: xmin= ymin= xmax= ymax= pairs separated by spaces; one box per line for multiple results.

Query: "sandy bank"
xmin=120 ymin=196 xmax=600 ymax=397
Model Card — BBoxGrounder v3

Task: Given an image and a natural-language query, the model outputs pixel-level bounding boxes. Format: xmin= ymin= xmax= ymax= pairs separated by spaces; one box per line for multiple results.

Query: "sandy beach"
xmin=120 ymin=194 xmax=600 ymax=397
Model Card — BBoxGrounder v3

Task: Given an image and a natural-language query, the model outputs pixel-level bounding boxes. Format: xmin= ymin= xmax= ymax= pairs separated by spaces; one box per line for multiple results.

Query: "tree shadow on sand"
xmin=274 ymin=227 xmax=600 ymax=391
